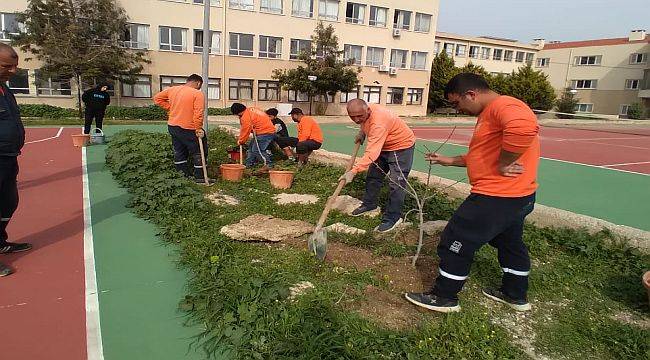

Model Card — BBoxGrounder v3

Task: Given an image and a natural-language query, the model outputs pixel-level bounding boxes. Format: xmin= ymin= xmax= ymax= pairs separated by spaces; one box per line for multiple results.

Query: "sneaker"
xmin=350 ymin=205 xmax=378 ymax=217
xmin=482 ymin=288 xmax=531 ymax=312
xmin=0 ymin=262 xmax=12 ymax=277
xmin=404 ymin=292 xmax=460 ymax=313
xmin=374 ymin=218 xmax=403 ymax=233
xmin=0 ymin=242 xmax=32 ymax=254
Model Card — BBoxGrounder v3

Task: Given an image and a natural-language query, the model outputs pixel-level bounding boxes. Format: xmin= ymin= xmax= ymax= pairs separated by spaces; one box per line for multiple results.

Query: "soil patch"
xmin=220 ymin=214 xmax=313 ymax=242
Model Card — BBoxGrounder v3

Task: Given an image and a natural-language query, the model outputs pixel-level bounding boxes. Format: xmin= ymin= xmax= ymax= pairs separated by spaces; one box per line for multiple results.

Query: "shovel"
xmin=197 ymin=131 xmax=210 ymax=186
xmin=308 ymin=141 xmax=362 ymax=260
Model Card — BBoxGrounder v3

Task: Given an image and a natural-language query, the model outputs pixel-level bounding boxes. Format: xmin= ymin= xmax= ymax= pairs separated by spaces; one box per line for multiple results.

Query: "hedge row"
xmin=18 ymin=104 xmax=232 ymax=120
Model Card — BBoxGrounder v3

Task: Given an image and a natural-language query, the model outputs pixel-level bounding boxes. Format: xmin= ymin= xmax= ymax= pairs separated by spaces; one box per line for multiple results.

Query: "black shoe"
xmin=351 ymin=205 xmax=377 ymax=217
xmin=0 ymin=242 xmax=32 ymax=254
xmin=405 ymin=291 xmax=460 ymax=313
xmin=374 ymin=218 xmax=403 ymax=233
xmin=0 ymin=262 xmax=12 ymax=277
xmin=195 ymin=178 xmax=216 ymax=185
xmin=482 ymin=288 xmax=531 ymax=312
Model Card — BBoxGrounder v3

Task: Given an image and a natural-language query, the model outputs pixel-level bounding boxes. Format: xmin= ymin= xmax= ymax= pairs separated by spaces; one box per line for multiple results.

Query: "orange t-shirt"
xmin=153 ymin=85 xmax=205 ymax=130
xmin=463 ymin=96 xmax=540 ymax=197
xmin=297 ymin=116 xmax=324 ymax=143
xmin=353 ymin=104 xmax=415 ymax=173
xmin=238 ymin=107 xmax=276 ymax=144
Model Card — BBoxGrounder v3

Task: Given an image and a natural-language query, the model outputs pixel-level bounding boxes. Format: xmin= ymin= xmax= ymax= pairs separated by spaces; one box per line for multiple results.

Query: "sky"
xmin=437 ymin=0 xmax=650 ymax=43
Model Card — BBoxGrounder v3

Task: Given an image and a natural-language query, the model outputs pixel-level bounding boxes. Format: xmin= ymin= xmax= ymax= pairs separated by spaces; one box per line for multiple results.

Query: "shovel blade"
xmin=308 ymin=229 xmax=327 ymax=260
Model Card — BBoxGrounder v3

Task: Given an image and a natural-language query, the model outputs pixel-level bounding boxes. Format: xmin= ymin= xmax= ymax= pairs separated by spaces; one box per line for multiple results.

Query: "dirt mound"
xmin=220 ymin=214 xmax=313 ymax=242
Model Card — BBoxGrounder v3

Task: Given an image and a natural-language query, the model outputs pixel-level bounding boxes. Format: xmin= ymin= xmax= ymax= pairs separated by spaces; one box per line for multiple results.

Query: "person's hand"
xmin=195 ymin=129 xmax=205 ymax=138
xmin=425 ymin=153 xmax=455 ymax=166
xmin=499 ymin=162 xmax=525 ymax=177
xmin=338 ymin=170 xmax=356 ymax=184
xmin=354 ymin=131 xmax=366 ymax=145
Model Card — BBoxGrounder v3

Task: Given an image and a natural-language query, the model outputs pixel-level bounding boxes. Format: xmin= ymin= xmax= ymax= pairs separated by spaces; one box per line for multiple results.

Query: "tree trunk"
xmin=76 ymin=73 xmax=83 ymax=119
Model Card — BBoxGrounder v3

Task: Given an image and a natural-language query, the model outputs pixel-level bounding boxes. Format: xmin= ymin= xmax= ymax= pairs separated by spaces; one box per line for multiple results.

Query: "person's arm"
xmin=499 ymin=104 xmax=539 ymax=177
xmin=105 ymin=93 xmax=111 ymax=107
xmin=153 ymin=88 xmax=171 ymax=111
xmin=425 ymin=153 xmax=467 ymax=167
xmin=351 ymin=124 xmax=388 ymax=173
xmin=298 ymin=120 xmax=310 ymax=142
xmin=82 ymin=90 xmax=90 ymax=104
xmin=192 ymin=91 xmax=205 ymax=131
xmin=238 ymin=111 xmax=252 ymax=145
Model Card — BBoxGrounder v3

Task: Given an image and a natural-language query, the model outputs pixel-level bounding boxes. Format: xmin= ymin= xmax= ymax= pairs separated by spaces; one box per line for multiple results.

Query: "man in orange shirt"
xmin=340 ymin=99 xmax=416 ymax=233
xmin=230 ymin=103 xmax=276 ymax=171
xmin=406 ymin=73 xmax=539 ymax=313
xmin=153 ymin=74 xmax=211 ymax=183
xmin=275 ymin=108 xmax=323 ymax=166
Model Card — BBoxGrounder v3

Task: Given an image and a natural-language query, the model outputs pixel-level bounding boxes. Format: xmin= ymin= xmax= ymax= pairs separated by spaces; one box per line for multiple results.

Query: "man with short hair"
xmin=405 ymin=73 xmax=540 ymax=313
xmin=275 ymin=108 xmax=323 ymax=165
xmin=231 ymin=103 xmax=276 ymax=171
xmin=0 ymin=43 xmax=32 ymax=277
xmin=265 ymin=108 xmax=292 ymax=159
xmin=154 ymin=74 xmax=211 ymax=183
xmin=339 ymin=99 xmax=415 ymax=233
xmin=82 ymin=83 xmax=110 ymax=134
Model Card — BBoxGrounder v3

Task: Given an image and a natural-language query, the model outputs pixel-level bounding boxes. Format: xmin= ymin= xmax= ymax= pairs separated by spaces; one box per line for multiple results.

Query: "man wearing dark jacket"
xmin=82 ymin=84 xmax=111 ymax=134
xmin=0 ymin=43 xmax=32 ymax=277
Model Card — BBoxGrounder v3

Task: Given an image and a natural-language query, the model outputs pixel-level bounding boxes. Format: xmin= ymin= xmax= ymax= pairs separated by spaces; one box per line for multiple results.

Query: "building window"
xmin=492 ymin=49 xmax=503 ymax=61
xmin=315 ymin=93 xmax=334 ymax=103
xmin=515 ymin=51 xmax=525 ymax=63
xmin=366 ymin=47 xmax=385 ymax=67
xmin=525 ymin=53 xmax=535 ymax=64
xmin=0 ymin=13 xmax=20 ymax=40
xmin=229 ymin=33 xmax=254 ymax=56
xmin=292 ymin=0 xmax=314 ymax=17
xmin=433 ymin=42 xmax=440 ymax=55
xmin=504 ymin=50 xmax=514 ymax=61
xmin=229 ymin=0 xmax=254 ymax=11
xmin=193 ymin=0 xmax=221 ymax=5
xmin=344 ymin=44 xmax=363 ymax=65
xmin=390 ymin=49 xmax=408 ymax=69
xmin=258 ymin=80 xmax=280 ymax=101
xmin=480 ymin=47 xmax=491 ymax=60
xmin=572 ymin=79 xmax=598 ymax=89
xmin=346 ymin=3 xmax=365 ymax=24
xmin=160 ymin=26 xmax=187 ymax=51
xmin=363 ymin=86 xmax=381 ymax=103
xmin=575 ymin=103 xmax=593 ymax=113
xmin=229 ymin=79 xmax=253 ymax=100
xmin=411 ymin=51 xmax=427 ymax=70
xmin=318 ymin=0 xmax=339 ymax=21
xmin=193 ymin=30 xmax=221 ymax=53
xmin=443 ymin=43 xmax=454 ymax=56
xmin=414 ymin=13 xmax=431 ymax=32
xmin=290 ymin=39 xmax=311 ymax=59
xmin=469 ymin=46 xmax=479 ymax=59
xmin=407 ymin=88 xmax=423 ymax=105
xmin=121 ymin=75 xmax=151 ymax=98
xmin=393 ymin=9 xmax=411 ymax=30
xmin=536 ymin=58 xmax=550 ymax=67
xmin=122 ymin=23 xmax=149 ymax=49
xmin=629 ymin=53 xmax=648 ymax=64
xmin=619 ymin=104 xmax=631 ymax=117
xmin=7 ymin=69 xmax=29 ymax=94
xmin=625 ymin=79 xmax=640 ymax=90
xmin=369 ymin=6 xmax=388 ymax=27
xmin=455 ymin=44 xmax=466 ymax=57
xmin=35 ymin=70 xmax=71 ymax=96
xmin=574 ymin=55 xmax=602 ymax=66
xmin=387 ymin=87 xmax=404 ymax=105
xmin=288 ymin=89 xmax=309 ymax=102
xmin=160 ymin=75 xmax=186 ymax=90
xmin=340 ymin=86 xmax=359 ymax=102
xmin=261 ymin=0 xmax=283 ymax=14
xmin=259 ymin=35 xmax=282 ymax=58
xmin=207 ymin=78 xmax=221 ymax=100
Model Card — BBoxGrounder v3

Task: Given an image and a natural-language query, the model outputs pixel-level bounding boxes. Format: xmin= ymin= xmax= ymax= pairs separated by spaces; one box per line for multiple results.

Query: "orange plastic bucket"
xmin=72 ymin=134 xmax=90 ymax=147
xmin=269 ymin=170 xmax=295 ymax=189
xmin=220 ymin=164 xmax=246 ymax=182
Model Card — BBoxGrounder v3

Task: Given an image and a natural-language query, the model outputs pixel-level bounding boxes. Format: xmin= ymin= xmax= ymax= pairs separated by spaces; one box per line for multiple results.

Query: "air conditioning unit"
xmin=378 ymin=65 xmax=389 ymax=72
xmin=389 ymin=67 xmax=398 ymax=75
xmin=392 ymin=28 xmax=402 ymax=37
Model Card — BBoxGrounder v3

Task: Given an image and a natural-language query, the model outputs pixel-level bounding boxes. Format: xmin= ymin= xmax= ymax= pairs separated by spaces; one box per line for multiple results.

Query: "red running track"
xmin=413 ymin=126 xmax=650 ymax=175
xmin=0 ymin=128 xmax=87 ymax=360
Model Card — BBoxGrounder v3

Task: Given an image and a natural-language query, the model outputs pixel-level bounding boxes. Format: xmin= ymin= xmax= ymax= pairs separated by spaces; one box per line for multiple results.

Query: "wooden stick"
xmin=197 ymin=134 xmax=209 ymax=185
xmin=239 ymin=144 xmax=243 ymax=165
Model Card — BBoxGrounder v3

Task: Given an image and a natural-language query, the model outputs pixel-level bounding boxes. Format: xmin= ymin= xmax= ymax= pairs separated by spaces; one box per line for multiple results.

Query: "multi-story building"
xmin=1 ymin=0 xmax=439 ymax=116
xmin=433 ymin=32 xmax=541 ymax=76
xmin=537 ymin=30 xmax=650 ymax=117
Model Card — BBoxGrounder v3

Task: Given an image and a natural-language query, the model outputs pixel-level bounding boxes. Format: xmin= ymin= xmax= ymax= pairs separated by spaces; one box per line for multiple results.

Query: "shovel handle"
xmin=239 ymin=145 xmax=243 ymax=165
xmin=197 ymin=134 xmax=209 ymax=185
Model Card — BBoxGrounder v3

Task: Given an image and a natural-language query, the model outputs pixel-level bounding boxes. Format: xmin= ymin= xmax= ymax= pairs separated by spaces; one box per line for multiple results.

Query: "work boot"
xmin=482 ymin=288 xmax=531 ymax=312
xmin=405 ymin=291 xmax=460 ymax=313
xmin=0 ymin=262 xmax=12 ymax=277
xmin=350 ymin=205 xmax=378 ymax=217
xmin=0 ymin=242 xmax=32 ymax=254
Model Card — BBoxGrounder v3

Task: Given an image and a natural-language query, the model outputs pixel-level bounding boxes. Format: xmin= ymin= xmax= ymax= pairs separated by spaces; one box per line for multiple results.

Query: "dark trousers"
xmin=361 ymin=146 xmax=414 ymax=223
xmin=431 ymin=193 xmax=536 ymax=301
xmin=168 ymin=125 xmax=208 ymax=180
xmin=275 ymin=137 xmax=322 ymax=154
xmin=0 ymin=156 xmax=19 ymax=244
xmin=84 ymin=108 xmax=105 ymax=134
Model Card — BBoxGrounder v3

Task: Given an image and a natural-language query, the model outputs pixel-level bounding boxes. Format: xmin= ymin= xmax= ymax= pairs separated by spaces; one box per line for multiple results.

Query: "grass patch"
xmin=23 ymin=117 xmax=166 ymax=127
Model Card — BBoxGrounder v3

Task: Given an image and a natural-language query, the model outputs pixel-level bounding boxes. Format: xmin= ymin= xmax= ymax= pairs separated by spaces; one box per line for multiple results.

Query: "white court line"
xmin=602 ymin=161 xmax=650 ymax=167
xmin=415 ymin=137 xmax=650 ymax=177
xmin=24 ymin=127 xmax=64 ymax=144
xmin=553 ymin=137 xmax=645 ymax=142
xmin=82 ymin=147 xmax=105 ymax=360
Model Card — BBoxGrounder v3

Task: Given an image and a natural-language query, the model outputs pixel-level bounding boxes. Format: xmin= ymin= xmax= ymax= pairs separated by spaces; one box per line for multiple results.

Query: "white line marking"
xmin=602 ymin=161 xmax=650 ymax=167
xmin=553 ymin=137 xmax=645 ymax=141
xmin=82 ymin=146 xmax=105 ymax=360
xmin=24 ymin=127 xmax=64 ymax=144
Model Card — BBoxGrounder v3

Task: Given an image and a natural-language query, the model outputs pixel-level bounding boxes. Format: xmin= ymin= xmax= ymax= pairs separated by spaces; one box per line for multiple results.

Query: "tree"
xmin=555 ymin=88 xmax=579 ymax=119
xmin=504 ymin=64 xmax=556 ymax=111
xmin=427 ymin=52 xmax=456 ymax=112
xmin=12 ymin=0 xmax=149 ymax=118
xmin=273 ymin=22 xmax=359 ymax=115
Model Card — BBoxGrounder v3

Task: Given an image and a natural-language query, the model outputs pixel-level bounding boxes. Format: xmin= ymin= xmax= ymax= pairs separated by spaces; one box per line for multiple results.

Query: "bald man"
xmin=0 ymin=44 xmax=32 ymax=277
xmin=339 ymin=99 xmax=415 ymax=232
